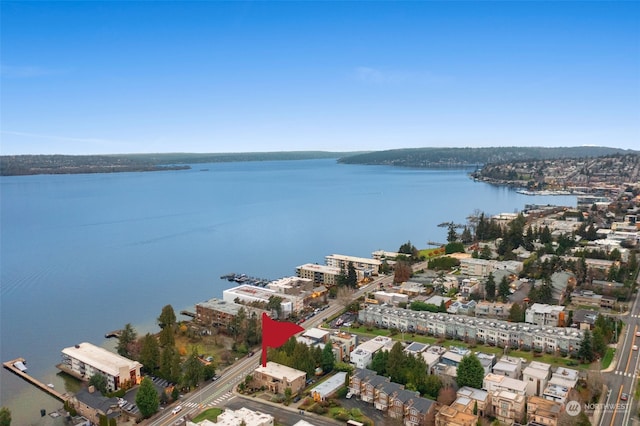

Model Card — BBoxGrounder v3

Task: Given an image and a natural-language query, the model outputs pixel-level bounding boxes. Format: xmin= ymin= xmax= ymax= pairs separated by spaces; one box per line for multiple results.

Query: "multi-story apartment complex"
xmin=475 ymin=301 xmax=512 ymax=320
xmin=359 ymin=305 xmax=583 ymax=354
xmin=525 ymin=303 xmax=565 ymax=327
xmin=325 ymin=254 xmax=381 ymax=276
xmin=491 ymin=390 xmax=525 ymax=425
xmin=59 ymin=342 xmax=142 ymax=392
xmin=195 ymin=298 xmax=267 ymax=329
xmin=526 ymin=396 xmax=562 ymax=426
xmin=296 ymin=263 xmax=341 ymax=286
xmin=349 ymin=368 xmax=436 ymax=426
xmin=522 ymin=361 xmax=552 ymax=397
xmin=222 ymin=284 xmax=299 ymax=317
xmin=252 ymin=362 xmax=306 ymax=395
xmin=459 ymin=258 xmax=493 ymax=277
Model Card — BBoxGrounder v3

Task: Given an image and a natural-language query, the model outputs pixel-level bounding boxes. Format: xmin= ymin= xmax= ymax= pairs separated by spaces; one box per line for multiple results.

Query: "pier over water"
xmin=2 ymin=357 xmax=70 ymax=402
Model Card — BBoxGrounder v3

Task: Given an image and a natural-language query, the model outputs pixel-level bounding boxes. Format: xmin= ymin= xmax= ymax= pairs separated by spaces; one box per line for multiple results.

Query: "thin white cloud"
xmin=0 ymin=64 xmax=67 ymax=78
xmin=353 ymin=66 xmax=452 ymax=86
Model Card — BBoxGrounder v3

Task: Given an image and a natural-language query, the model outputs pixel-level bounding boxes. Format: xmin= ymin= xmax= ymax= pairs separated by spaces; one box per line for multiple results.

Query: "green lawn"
xmin=191 ymin=407 xmax=223 ymax=423
xmin=601 ymin=347 xmax=615 ymax=369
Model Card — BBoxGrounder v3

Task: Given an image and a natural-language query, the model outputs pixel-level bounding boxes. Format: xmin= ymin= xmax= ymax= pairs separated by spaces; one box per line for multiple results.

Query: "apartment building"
xmin=222 ymin=284 xmax=298 ymax=317
xmin=325 ymin=254 xmax=382 ymax=276
xmin=483 ymin=374 xmax=527 ymax=396
xmin=475 ymin=302 xmax=512 ymax=320
xmin=457 ymin=387 xmax=490 ymax=417
xmin=492 ymin=356 xmax=522 ymax=379
xmin=525 ymin=304 xmax=566 ymax=327
xmin=195 ymin=298 xmax=267 ymax=329
xmin=296 ymin=263 xmax=341 ymax=286
xmin=349 ymin=336 xmax=394 ymax=369
xmin=252 ymin=362 xmax=306 ymax=395
xmin=359 ymin=305 xmax=583 ymax=355
xmin=435 ymin=405 xmax=477 ymax=426
xmin=59 ymin=342 xmax=142 ymax=392
xmin=329 ymin=331 xmax=358 ymax=362
xmin=459 ymin=258 xmax=493 ymax=277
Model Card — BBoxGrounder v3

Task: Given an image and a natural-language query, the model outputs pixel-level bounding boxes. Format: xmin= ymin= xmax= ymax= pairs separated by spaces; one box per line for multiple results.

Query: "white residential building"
xmin=522 ymin=361 xmax=552 ymax=397
xmin=525 ymin=304 xmax=566 ymax=327
xmin=349 ymin=336 xmax=393 ymax=369
xmin=325 ymin=254 xmax=382 ymax=276
xmin=483 ymin=373 xmax=527 ymax=396
xmin=59 ymin=342 xmax=142 ymax=392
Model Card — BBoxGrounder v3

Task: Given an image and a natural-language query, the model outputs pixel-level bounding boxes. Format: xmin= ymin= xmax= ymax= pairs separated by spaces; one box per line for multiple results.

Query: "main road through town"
xmin=599 ymin=271 xmax=640 ymax=426
xmin=146 ymin=271 xmax=398 ymax=425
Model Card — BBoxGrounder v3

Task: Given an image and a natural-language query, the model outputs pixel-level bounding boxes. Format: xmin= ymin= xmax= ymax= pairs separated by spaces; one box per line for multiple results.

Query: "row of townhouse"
xmin=349 ymin=368 xmax=436 ymax=426
xmin=359 ymin=305 xmax=584 ymax=354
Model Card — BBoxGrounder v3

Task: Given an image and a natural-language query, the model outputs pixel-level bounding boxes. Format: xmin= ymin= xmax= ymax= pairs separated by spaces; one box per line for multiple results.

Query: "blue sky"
xmin=1 ymin=1 xmax=639 ymax=155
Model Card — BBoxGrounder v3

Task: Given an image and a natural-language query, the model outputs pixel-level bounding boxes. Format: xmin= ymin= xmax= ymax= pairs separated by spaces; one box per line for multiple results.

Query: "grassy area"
xmin=342 ymin=325 xmax=595 ymax=370
xmin=327 ymin=406 xmax=373 ymax=425
xmin=192 ymin=407 xmax=223 ymax=422
xmin=602 ymin=347 xmax=615 ymax=369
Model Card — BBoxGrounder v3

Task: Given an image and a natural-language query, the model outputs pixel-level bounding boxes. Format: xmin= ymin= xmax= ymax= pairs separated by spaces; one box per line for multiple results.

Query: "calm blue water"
xmin=0 ymin=159 xmax=576 ymax=422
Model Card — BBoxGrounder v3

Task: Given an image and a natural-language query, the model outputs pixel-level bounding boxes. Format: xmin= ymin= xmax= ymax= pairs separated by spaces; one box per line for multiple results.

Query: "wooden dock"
xmin=2 ymin=357 xmax=70 ymax=402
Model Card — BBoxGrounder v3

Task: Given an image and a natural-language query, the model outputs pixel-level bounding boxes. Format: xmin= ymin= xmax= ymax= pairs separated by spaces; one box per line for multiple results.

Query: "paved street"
xmin=600 ymin=272 xmax=640 ymax=426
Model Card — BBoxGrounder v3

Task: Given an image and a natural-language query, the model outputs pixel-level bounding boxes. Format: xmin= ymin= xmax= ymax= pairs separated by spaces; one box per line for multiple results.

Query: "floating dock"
xmin=220 ymin=273 xmax=271 ymax=287
xmin=2 ymin=357 xmax=70 ymax=402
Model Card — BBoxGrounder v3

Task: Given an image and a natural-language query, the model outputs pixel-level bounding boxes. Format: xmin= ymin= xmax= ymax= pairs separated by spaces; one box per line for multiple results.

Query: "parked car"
xmin=171 ymin=405 xmax=183 ymax=415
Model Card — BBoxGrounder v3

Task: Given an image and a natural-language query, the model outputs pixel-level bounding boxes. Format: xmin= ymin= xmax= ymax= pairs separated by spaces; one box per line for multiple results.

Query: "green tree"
xmin=445 ymin=242 xmax=465 ymax=254
xmin=371 ymin=349 xmax=389 ymax=375
xmin=322 ymin=342 xmax=335 ymax=373
xmin=139 ymin=333 xmax=160 ymax=374
xmin=456 ymin=354 xmax=484 ymax=389
xmin=577 ymin=330 xmax=596 ymax=363
xmin=0 ymin=407 xmax=11 ymax=426
xmin=159 ymin=325 xmax=175 ymax=348
xmin=88 ymin=373 xmax=108 ymax=394
xmin=135 ymin=377 xmax=159 ymax=418
xmin=386 ymin=342 xmax=405 ymax=383
xmin=485 ymin=273 xmax=496 ymax=301
xmin=160 ymin=346 xmax=179 ymax=382
xmin=158 ymin=304 xmax=176 ymax=329
xmin=422 ymin=374 xmax=442 ymax=400
xmin=245 ymin=311 xmax=260 ymax=346
xmin=346 ymin=262 xmax=358 ymax=288
xmin=267 ymin=296 xmax=283 ymax=319
xmin=284 ymin=387 xmax=293 ymax=405
xmin=498 ymin=276 xmax=511 ymax=302
xmin=592 ymin=328 xmax=607 ymax=358
xmin=117 ymin=323 xmax=137 ymax=358
xmin=182 ymin=349 xmax=205 ymax=389
xmin=508 ymin=303 xmax=525 ymax=323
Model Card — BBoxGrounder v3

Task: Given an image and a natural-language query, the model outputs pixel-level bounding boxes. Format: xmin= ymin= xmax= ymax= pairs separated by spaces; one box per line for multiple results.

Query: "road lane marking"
xmin=626 ymin=325 xmax=638 ymax=374
xmin=610 ymin=384 xmax=624 ymax=426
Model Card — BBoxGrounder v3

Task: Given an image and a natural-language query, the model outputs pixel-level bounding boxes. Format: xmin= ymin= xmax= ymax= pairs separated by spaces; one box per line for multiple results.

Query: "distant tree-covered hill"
xmin=337 ymin=146 xmax=637 ymax=167
xmin=0 ymin=151 xmax=362 ymax=176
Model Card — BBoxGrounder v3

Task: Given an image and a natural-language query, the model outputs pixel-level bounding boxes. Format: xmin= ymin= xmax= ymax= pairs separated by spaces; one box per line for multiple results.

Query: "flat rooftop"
xmin=62 ymin=342 xmax=141 ymax=377
xmin=254 ymin=361 xmax=306 ymax=381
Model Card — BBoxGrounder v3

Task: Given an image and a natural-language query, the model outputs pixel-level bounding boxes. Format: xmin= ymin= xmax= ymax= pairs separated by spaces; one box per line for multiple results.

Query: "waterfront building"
xmin=195 ymin=298 xmax=267 ymax=329
xmin=296 ymin=263 xmax=340 ymax=286
xmin=372 ymin=250 xmax=402 ymax=261
xmin=525 ymin=304 xmax=566 ymax=327
xmin=325 ymin=254 xmax=381 ymax=276
xmin=252 ymin=362 xmax=306 ymax=395
xmin=59 ymin=342 xmax=142 ymax=392
xmin=68 ymin=387 xmax=119 ymax=425
xmin=266 ymin=276 xmax=328 ymax=306
xmin=222 ymin=284 xmax=298 ymax=317
xmin=459 ymin=258 xmax=493 ymax=277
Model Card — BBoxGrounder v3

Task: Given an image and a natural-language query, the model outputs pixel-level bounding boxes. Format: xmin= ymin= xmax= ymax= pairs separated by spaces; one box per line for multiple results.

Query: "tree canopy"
xmin=158 ymin=305 xmax=177 ymax=329
xmin=135 ymin=377 xmax=159 ymax=418
xmin=456 ymin=354 xmax=484 ymax=389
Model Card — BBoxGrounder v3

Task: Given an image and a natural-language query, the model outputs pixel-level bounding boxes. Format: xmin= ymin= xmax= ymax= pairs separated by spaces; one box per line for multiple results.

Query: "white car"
xmin=633 ymin=345 xmax=638 ymax=351
xmin=636 ymin=331 xmax=640 ymax=337
xmin=171 ymin=405 xmax=183 ymax=415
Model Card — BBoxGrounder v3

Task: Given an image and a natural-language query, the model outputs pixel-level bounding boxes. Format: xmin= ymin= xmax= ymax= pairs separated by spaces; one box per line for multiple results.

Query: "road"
xmin=600 ymin=272 xmax=640 ymax=426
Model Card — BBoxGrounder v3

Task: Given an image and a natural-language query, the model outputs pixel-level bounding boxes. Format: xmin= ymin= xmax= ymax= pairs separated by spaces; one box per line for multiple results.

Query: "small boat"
xmin=47 ymin=383 xmax=55 ymax=389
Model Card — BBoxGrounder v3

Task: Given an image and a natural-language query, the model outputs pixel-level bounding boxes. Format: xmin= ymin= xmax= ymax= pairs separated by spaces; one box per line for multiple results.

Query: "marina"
xmin=220 ymin=273 xmax=271 ymax=287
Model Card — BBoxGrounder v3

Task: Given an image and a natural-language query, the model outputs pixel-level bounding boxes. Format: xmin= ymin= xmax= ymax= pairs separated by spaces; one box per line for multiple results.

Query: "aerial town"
xmin=4 ymin=157 xmax=640 ymax=426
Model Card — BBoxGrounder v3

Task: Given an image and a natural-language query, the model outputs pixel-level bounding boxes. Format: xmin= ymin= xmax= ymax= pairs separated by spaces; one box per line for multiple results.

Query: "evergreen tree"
xmin=498 ymin=276 xmax=511 ymax=302
xmin=88 ymin=373 xmax=108 ymax=394
xmin=456 ymin=354 xmax=484 ymax=389
xmin=485 ymin=273 xmax=496 ymax=301
xmin=135 ymin=377 xmax=159 ymax=418
xmin=182 ymin=349 xmax=205 ymax=389
xmin=508 ymin=303 xmax=524 ymax=323
xmin=246 ymin=311 xmax=260 ymax=346
xmin=157 ymin=304 xmax=176 ymax=329
xmin=577 ymin=330 xmax=595 ymax=363
xmin=322 ymin=342 xmax=335 ymax=373
xmin=346 ymin=262 xmax=358 ymax=288
xmin=117 ymin=323 xmax=137 ymax=358
xmin=159 ymin=346 xmax=177 ymax=382
xmin=159 ymin=325 xmax=175 ymax=348
xmin=139 ymin=333 xmax=160 ymax=374
xmin=592 ymin=328 xmax=607 ymax=358
xmin=386 ymin=342 xmax=405 ymax=383
xmin=371 ymin=350 xmax=389 ymax=375
xmin=422 ymin=375 xmax=442 ymax=400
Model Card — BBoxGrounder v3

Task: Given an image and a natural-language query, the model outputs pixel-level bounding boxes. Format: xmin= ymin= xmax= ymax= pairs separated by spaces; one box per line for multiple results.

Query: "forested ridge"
xmin=337 ymin=146 xmax=637 ymax=167
xmin=0 ymin=151 xmax=360 ymax=176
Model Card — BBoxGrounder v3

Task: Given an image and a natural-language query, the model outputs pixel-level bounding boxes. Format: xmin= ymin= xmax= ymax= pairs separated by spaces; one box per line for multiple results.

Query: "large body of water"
xmin=0 ymin=159 xmax=576 ymax=423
